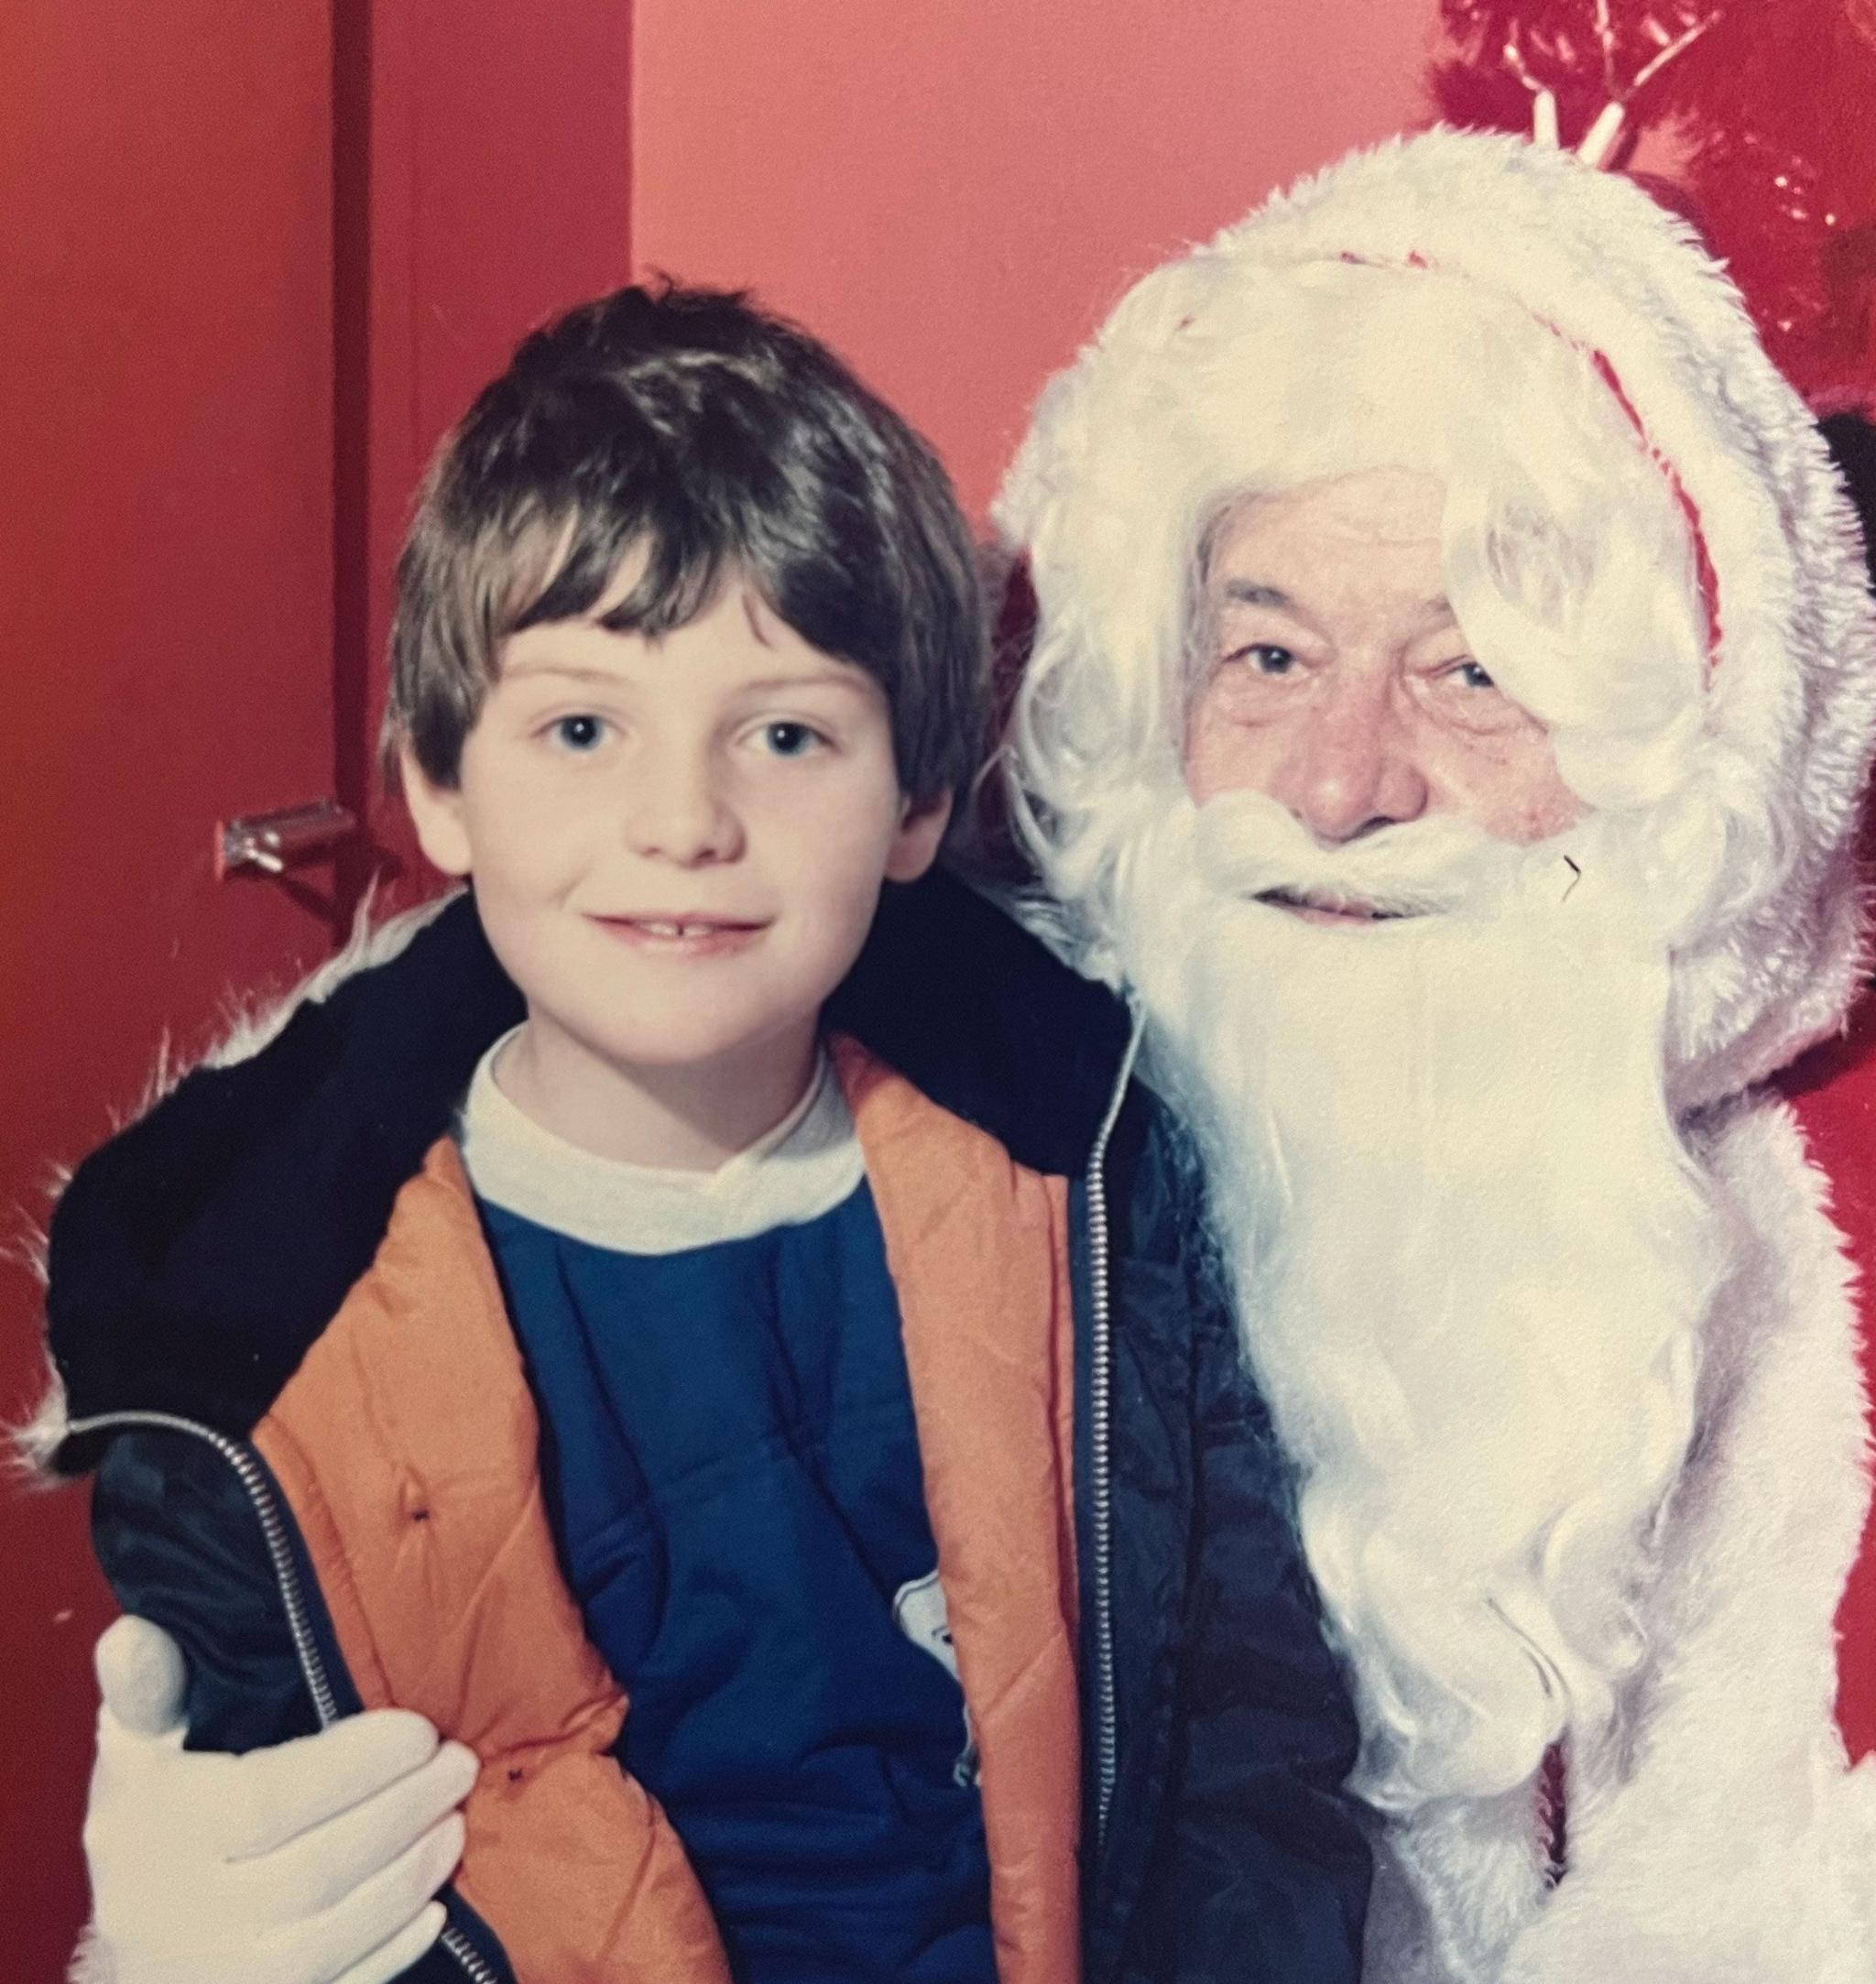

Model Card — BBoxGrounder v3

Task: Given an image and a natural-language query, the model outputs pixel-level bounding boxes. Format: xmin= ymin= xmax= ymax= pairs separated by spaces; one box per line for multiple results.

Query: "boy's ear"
xmin=884 ymin=791 xmax=953 ymax=884
xmin=398 ymin=743 xmax=474 ymax=879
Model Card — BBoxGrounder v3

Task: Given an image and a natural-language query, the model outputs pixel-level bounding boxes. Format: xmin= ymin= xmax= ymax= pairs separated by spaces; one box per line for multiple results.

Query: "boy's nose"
xmin=624 ymin=758 xmax=743 ymax=865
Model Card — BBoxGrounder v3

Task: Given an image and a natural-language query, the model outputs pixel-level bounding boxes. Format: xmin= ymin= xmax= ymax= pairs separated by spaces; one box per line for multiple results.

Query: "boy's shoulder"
xmin=836 ymin=879 xmax=1223 ymax=1336
xmin=42 ymin=893 xmax=522 ymax=1466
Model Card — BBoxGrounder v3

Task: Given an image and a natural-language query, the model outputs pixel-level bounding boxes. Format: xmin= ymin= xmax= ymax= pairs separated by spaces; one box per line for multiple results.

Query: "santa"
xmin=998 ymin=128 xmax=1876 ymax=1978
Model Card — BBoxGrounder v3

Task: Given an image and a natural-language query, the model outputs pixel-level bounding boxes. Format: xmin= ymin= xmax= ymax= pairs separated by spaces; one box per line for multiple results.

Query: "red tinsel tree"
xmin=1430 ymin=0 xmax=1876 ymax=404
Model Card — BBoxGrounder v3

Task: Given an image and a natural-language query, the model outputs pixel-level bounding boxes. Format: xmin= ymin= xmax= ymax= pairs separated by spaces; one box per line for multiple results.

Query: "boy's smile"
xmin=403 ymin=571 xmax=949 ymax=1168
xmin=592 ymin=915 xmax=768 ymax=956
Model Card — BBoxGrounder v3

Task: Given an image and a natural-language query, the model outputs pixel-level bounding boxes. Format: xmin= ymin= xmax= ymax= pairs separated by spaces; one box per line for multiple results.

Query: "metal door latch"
xmin=217 ymin=800 xmax=357 ymax=878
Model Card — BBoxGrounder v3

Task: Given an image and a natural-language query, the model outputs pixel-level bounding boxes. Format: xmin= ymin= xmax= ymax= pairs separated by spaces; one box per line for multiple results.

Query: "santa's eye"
xmin=1226 ymin=644 xmax=1297 ymax=676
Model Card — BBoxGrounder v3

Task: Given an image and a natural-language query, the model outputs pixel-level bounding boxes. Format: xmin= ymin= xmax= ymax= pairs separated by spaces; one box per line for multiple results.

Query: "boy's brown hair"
xmin=387 ymin=281 xmax=988 ymax=804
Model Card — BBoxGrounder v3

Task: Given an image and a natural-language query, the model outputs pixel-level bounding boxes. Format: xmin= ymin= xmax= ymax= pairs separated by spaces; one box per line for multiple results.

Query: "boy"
xmin=47 ymin=285 xmax=1369 ymax=1982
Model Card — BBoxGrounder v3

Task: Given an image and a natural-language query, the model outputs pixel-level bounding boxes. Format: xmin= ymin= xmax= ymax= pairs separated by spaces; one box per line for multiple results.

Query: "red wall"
xmin=632 ymin=0 xmax=1441 ymax=519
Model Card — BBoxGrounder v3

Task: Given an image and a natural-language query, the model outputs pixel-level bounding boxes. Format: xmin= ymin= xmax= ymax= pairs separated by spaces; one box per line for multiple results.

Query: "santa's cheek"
xmin=1430 ymin=731 xmax=1580 ymax=844
xmin=1493 ymin=761 xmax=1586 ymax=844
xmin=1184 ymin=713 xmax=1279 ymax=804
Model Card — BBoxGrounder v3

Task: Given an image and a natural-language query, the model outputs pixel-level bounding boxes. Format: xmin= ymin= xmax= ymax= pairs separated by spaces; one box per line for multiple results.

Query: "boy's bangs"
xmin=507 ymin=500 xmax=739 ymax=646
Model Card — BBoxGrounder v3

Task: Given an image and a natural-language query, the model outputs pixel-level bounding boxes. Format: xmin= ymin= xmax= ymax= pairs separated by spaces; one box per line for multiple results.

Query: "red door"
xmin=0 ymin=5 xmax=630 ymax=1970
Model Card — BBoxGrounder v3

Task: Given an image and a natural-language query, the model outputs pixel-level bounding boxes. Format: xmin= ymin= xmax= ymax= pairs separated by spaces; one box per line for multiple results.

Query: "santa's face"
xmin=1184 ymin=469 xmax=1583 ymax=888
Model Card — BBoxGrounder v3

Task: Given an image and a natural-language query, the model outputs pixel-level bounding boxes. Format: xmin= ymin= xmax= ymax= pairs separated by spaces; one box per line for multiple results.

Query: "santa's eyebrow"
xmin=1217 ymin=580 xmax=1294 ymax=609
xmin=1215 ymin=581 xmax=1458 ymax=622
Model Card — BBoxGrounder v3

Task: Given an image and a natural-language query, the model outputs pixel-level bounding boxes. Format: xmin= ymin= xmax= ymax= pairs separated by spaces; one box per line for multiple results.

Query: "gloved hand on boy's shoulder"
xmin=74 ymin=1616 xmax=479 ymax=1984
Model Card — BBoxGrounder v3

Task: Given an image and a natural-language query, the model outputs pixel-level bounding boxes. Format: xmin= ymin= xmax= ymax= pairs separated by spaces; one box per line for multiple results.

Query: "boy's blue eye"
xmin=761 ymin=721 xmax=823 ymax=758
xmin=552 ymin=714 xmax=607 ymax=751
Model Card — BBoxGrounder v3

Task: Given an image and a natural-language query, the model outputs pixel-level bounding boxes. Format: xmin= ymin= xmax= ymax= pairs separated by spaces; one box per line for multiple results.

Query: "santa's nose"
xmin=1268 ymin=678 xmax=1429 ymax=844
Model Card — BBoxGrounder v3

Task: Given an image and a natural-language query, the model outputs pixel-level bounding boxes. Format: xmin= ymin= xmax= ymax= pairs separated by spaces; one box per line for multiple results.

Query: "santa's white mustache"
xmin=1188 ymin=790 xmax=1567 ymax=920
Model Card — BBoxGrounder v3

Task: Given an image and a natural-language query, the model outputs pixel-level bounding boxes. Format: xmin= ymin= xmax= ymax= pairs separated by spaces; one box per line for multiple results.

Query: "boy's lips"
xmin=590 ymin=913 xmax=769 ymax=957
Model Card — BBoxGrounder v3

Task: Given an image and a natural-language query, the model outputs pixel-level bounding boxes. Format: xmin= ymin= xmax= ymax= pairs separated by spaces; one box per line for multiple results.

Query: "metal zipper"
xmin=68 ymin=1410 xmax=340 ymax=1727
xmin=437 ymin=1923 xmax=502 ymax=1984
xmin=1084 ymin=1016 xmax=1144 ymax=1858
xmin=67 ymin=1408 xmax=499 ymax=1983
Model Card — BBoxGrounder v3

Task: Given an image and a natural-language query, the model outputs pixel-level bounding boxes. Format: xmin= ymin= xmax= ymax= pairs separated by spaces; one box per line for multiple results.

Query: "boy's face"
xmin=405 ymin=573 xmax=949 ymax=1095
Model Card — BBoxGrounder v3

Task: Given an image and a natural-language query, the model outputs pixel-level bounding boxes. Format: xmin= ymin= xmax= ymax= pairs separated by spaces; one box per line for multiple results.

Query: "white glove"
xmin=77 ymin=1616 xmax=481 ymax=1984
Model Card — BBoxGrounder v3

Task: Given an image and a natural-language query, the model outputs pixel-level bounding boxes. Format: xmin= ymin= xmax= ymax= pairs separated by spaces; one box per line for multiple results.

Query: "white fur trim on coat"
xmin=12 ymin=890 xmax=460 ymax=1483
xmin=1364 ymin=1096 xmax=1876 ymax=1982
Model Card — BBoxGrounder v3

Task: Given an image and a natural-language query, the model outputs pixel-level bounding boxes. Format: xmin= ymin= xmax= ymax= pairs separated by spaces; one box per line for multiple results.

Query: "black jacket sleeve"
xmin=1120 ymin=1123 xmax=1371 ymax=1982
xmin=1157 ymin=1307 xmax=1371 ymax=1979
xmin=93 ymin=1428 xmax=333 ymax=1752
xmin=90 ymin=1425 xmax=516 ymax=1984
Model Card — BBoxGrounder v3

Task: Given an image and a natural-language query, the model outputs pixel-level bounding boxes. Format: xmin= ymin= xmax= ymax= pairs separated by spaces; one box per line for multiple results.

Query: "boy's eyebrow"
xmin=501 ymin=660 xmax=633 ymax=686
xmin=729 ymin=670 xmax=876 ymax=700
xmin=498 ymin=660 xmax=875 ymax=698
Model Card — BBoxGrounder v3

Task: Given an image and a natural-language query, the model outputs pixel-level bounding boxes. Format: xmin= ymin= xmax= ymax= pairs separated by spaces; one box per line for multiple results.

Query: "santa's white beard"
xmin=1104 ymin=790 xmax=1726 ymax=1811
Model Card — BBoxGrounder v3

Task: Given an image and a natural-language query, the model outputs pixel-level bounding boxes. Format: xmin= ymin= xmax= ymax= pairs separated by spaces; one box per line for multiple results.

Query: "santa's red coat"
xmin=1783 ymin=981 xmax=1876 ymax=1759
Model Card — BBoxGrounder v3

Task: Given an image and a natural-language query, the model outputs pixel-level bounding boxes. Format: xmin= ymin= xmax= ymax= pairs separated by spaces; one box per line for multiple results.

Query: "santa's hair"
xmin=1001 ymin=256 xmax=1763 ymax=983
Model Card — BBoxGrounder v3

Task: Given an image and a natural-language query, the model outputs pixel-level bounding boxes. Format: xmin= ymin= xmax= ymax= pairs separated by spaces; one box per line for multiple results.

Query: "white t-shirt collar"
xmin=456 ymin=1029 xmax=863 ymax=1255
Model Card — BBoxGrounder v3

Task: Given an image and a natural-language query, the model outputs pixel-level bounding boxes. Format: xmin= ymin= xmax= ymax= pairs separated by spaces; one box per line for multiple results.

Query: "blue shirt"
xmin=463 ymin=1052 xmax=995 ymax=1984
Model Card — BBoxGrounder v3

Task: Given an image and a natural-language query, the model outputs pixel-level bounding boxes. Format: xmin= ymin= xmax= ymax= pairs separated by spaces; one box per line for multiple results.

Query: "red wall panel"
xmin=3 ymin=5 xmax=634 ymax=1970
xmin=632 ymin=0 xmax=1441 ymax=518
